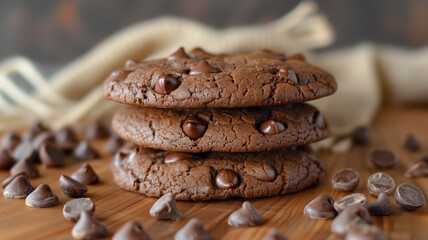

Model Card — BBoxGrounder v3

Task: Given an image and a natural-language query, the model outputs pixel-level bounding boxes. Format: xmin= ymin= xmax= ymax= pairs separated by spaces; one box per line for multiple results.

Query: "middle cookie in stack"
xmin=104 ymin=47 xmax=337 ymax=201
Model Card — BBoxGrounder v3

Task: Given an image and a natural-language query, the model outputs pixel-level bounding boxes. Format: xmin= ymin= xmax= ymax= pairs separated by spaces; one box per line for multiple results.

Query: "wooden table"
xmin=0 ymin=107 xmax=427 ymax=240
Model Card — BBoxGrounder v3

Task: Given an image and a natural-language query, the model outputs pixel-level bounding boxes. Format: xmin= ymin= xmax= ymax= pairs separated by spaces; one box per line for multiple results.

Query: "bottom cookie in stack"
xmin=112 ymin=146 xmax=325 ymax=201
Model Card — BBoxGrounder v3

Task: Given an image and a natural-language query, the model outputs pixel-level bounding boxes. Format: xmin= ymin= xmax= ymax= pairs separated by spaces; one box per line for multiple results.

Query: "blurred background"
xmin=1 ymin=0 xmax=428 ymax=63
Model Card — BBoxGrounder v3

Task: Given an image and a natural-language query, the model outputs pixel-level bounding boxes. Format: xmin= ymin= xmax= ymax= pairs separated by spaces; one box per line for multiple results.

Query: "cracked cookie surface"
xmin=112 ymin=103 xmax=329 ymax=152
xmin=103 ymin=48 xmax=337 ymax=108
xmin=111 ymin=146 xmax=325 ymax=201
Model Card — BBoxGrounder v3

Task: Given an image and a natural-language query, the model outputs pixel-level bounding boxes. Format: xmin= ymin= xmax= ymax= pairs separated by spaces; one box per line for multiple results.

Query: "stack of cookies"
xmin=103 ymin=47 xmax=337 ymax=201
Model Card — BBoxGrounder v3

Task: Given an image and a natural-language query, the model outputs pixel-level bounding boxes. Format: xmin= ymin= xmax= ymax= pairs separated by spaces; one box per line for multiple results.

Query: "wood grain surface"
xmin=0 ymin=107 xmax=427 ymax=240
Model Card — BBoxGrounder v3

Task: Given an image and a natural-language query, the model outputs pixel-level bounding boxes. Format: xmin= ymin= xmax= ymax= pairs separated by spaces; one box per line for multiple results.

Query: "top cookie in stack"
xmin=103 ymin=47 xmax=337 ymax=201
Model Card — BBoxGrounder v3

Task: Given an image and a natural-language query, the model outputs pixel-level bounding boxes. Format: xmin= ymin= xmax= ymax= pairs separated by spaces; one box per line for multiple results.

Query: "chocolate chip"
xmin=10 ymin=157 xmax=39 ymax=178
xmin=215 ymin=169 xmax=240 ymax=189
xmin=32 ymin=131 xmax=55 ymax=151
xmin=189 ymin=47 xmax=213 ymax=60
xmin=55 ymin=126 xmax=78 ymax=153
xmin=154 ymin=74 xmax=180 ymax=95
xmin=370 ymin=149 xmax=397 ymax=169
xmin=71 ymin=163 xmax=99 ymax=185
xmin=0 ymin=149 xmax=14 ymax=170
xmin=63 ymin=198 xmax=95 ymax=222
xmin=403 ymin=133 xmax=421 ymax=151
xmin=367 ymin=193 xmax=392 ymax=216
xmin=12 ymin=140 xmax=36 ymax=162
xmin=164 ymin=152 xmax=195 ymax=164
xmin=332 ymin=168 xmax=360 ymax=192
xmin=252 ymin=49 xmax=286 ymax=61
xmin=262 ymin=229 xmax=289 ymax=240
xmin=395 ymin=183 xmax=425 ymax=210
xmin=1 ymin=131 xmax=21 ymax=151
xmin=260 ymin=164 xmax=277 ymax=182
xmin=259 ymin=120 xmax=286 ymax=135
xmin=73 ymin=141 xmax=100 ymax=161
xmin=150 ymin=193 xmax=182 ymax=220
xmin=182 ymin=117 xmax=208 ymax=139
xmin=109 ymin=69 xmax=132 ymax=82
xmin=352 ymin=126 xmax=371 ymax=144
xmin=174 ymin=218 xmax=210 ymax=240
xmin=124 ymin=59 xmax=137 ymax=68
xmin=334 ymin=193 xmax=367 ymax=213
xmin=83 ymin=122 xmax=109 ymax=140
xmin=367 ymin=172 xmax=395 ymax=196
xmin=228 ymin=201 xmax=263 ymax=227
xmin=330 ymin=205 xmax=371 ymax=236
xmin=59 ymin=175 xmax=88 ymax=198
xmin=168 ymin=47 xmax=190 ymax=60
xmin=3 ymin=175 xmax=34 ymax=199
xmin=113 ymin=221 xmax=150 ymax=240
xmin=405 ymin=154 xmax=428 ymax=178
xmin=304 ymin=194 xmax=337 ymax=219
xmin=39 ymin=143 xmax=66 ymax=168
xmin=23 ymin=122 xmax=49 ymax=141
xmin=104 ymin=136 xmax=124 ymax=154
xmin=72 ymin=211 xmax=107 ymax=239
xmin=288 ymin=53 xmax=306 ymax=61
xmin=287 ymin=69 xmax=299 ymax=83
xmin=345 ymin=224 xmax=385 ymax=240
xmin=189 ymin=60 xmax=218 ymax=75
xmin=25 ymin=184 xmax=59 ymax=208
xmin=1 ymin=172 xmax=28 ymax=189
xmin=311 ymin=111 xmax=325 ymax=128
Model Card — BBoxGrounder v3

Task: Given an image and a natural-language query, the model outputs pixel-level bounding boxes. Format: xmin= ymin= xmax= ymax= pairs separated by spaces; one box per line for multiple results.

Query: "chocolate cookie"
xmin=111 ymin=103 xmax=329 ymax=152
xmin=103 ymin=48 xmax=337 ymax=108
xmin=111 ymin=146 xmax=325 ymax=201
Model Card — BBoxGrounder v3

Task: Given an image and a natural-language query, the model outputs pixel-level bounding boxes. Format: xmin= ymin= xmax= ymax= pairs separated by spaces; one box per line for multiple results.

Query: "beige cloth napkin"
xmin=0 ymin=1 xmax=426 ymax=152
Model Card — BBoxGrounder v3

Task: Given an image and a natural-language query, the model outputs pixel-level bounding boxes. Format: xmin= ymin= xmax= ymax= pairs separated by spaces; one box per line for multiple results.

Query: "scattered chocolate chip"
xmin=334 ymin=193 xmax=367 ymax=213
xmin=0 ymin=149 xmax=15 ymax=170
xmin=403 ymin=133 xmax=421 ymax=151
xmin=71 ymin=163 xmax=99 ymax=185
xmin=345 ymin=224 xmax=385 ymax=240
xmin=23 ymin=122 xmax=48 ymax=141
xmin=252 ymin=49 xmax=286 ymax=61
xmin=32 ymin=131 xmax=55 ymax=150
xmin=164 ymin=152 xmax=194 ymax=164
xmin=149 ymin=193 xmax=182 ymax=220
xmin=39 ymin=143 xmax=66 ymax=168
xmin=370 ymin=149 xmax=397 ymax=169
xmin=312 ymin=111 xmax=325 ymax=128
xmin=124 ymin=59 xmax=137 ymax=67
xmin=215 ymin=169 xmax=240 ymax=189
xmin=3 ymin=175 xmax=34 ymax=199
xmin=174 ymin=218 xmax=210 ymax=240
xmin=1 ymin=131 xmax=21 ymax=151
xmin=304 ymin=194 xmax=337 ymax=219
xmin=83 ymin=122 xmax=109 ymax=140
xmin=367 ymin=193 xmax=392 ymax=216
xmin=63 ymin=198 xmax=95 ymax=222
xmin=113 ymin=220 xmax=150 ymax=240
xmin=189 ymin=60 xmax=218 ymax=75
xmin=287 ymin=69 xmax=299 ymax=84
xmin=59 ymin=175 xmax=88 ymax=198
xmin=72 ymin=211 xmax=107 ymax=239
xmin=104 ymin=136 xmax=124 ymax=154
xmin=330 ymin=205 xmax=371 ymax=236
xmin=25 ymin=184 xmax=59 ymax=208
xmin=367 ymin=172 xmax=395 ymax=196
xmin=332 ymin=168 xmax=360 ymax=192
xmin=405 ymin=154 xmax=428 ymax=178
xmin=1 ymin=172 xmax=28 ymax=189
xmin=12 ymin=140 xmax=36 ymax=162
xmin=109 ymin=69 xmax=132 ymax=82
xmin=262 ymin=229 xmax=289 ymax=240
xmin=395 ymin=183 xmax=425 ymax=210
xmin=55 ymin=126 xmax=78 ymax=143
xmin=259 ymin=120 xmax=286 ymax=135
xmin=154 ymin=74 xmax=180 ymax=95
xmin=182 ymin=117 xmax=208 ymax=139
xmin=73 ymin=141 xmax=100 ymax=161
xmin=288 ymin=53 xmax=306 ymax=61
xmin=189 ymin=47 xmax=213 ymax=60
xmin=352 ymin=126 xmax=371 ymax=144
xmin=168 ymin=47 xmax=190 ymax=60
xmin=228 ymin=201 xmax=263 ymax=227
xmin=10 ymin=157 xmax=39 ymax=178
